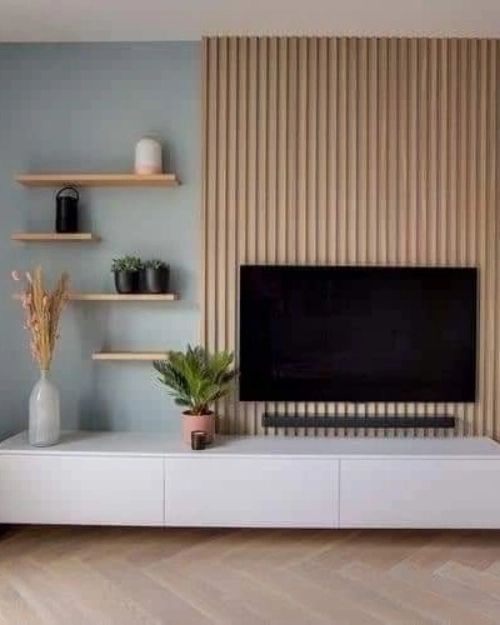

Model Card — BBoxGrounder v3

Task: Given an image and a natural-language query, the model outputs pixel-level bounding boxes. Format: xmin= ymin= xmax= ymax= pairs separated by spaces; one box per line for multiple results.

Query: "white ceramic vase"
xmin=134 ymin=137 xmax=163 ymax=175
xmin=29 ymin=370 xmax=60 ymax=447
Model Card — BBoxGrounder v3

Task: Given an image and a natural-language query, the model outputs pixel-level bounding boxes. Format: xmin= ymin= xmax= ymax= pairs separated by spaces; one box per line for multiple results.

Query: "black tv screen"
xmin=239 ymin=266 xmax=477 ymax=402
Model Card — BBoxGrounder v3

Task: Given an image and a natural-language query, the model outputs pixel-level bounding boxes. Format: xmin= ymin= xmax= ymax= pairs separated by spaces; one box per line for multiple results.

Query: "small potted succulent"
xmin=153 ymin=345 xmax=238 ymax=445
xmin=111 ymin=256 xmax=143 ymax=294
xmin=140 ymin=259 xmax=170 ymax=294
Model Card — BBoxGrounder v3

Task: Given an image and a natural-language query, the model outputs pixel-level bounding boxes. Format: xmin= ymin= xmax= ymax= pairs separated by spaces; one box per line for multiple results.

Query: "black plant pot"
xmin=140 ymin=266 xmax=170 ymax=294
xmin=114 ymin=270 xmax=139 ymax=294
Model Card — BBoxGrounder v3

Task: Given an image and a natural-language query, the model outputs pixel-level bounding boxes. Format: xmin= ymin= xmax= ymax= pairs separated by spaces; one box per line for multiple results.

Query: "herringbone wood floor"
xmin=1 ymin=526 xmax=500 ymax=624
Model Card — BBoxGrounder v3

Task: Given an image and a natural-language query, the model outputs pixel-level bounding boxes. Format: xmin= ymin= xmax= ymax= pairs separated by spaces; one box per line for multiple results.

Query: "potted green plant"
xmin=111 ymin=256 xmax=143 ymax=294
xmin=153 ymin=345 xmax=238 ymax=444
xmin=140 ymin=259 xmax=170 ymax=294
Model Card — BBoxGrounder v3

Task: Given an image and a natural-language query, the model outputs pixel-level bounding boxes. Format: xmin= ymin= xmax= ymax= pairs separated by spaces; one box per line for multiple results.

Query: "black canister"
xmin=55 ymin=186 xmax=79 ymax=233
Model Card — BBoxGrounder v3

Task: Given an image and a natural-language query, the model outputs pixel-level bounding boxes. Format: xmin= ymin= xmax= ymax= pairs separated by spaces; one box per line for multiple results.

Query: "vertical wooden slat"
xmin=297 ymin=38 xmax=308 ymax=268
xmin=296 ymin=38 xmax=308 ymax=431
xmin=215 ymin=38 xmax=228 ymax=432
xmin=337 ymin=38 xmax=348 ymax=266
xmin=236 ymin=37 xmax=248 ymax=432
xmin=346 ymin=38 xmax=358 ymax=434
xmin=485 ymin=41 xmax=496 ymax=438
xmin=494 ymin=40 xmax=500 ymax=441
xmin=490 ymin=41 xmax=499 ymax=439
xmin=378 ymin=38 xmax=389 ymax=268
xmin=327 ymin=38 xmax=338 ymax=268
xmin=307 ymin=38 xmax=319 ymax=266
xmin=397 ymin=39 xmax=409 ymax=437
xmin=203 ymin=36 xmax=500 ymax=439
xmin=357 ymin=38 xmax=368 ymax=268
xmin=337 ymin=38 xmax=348 ymax=437
xmin=277 ymin=38 xmax=288 ymax=266
xmin=438 ymin=39 xmax=449 ymax=268
xmin=246 ymin=37 xmax=258 ymax=433
xmin=366 ymin=37 xmax=378 ymax=437
xmin=317 ymin=38 xmax=328 ymax=434
xmin=226 ymin=37 xmax=238 ymax=434
xmin=477 ymin=40 xmax=488 ymax=440
xmin=347 ymin=37 xmax=358 ymax=266
xmin=457 ymin=39 xmax=469 ymax=437
xmin=267 ymin=37 xmax=278 ymax=266
xmin=266 ymin=38 xmax=278 ymax=432
xmin=317 ymin=38 xmax=329 ymax=267
xmin=286 ymin=38 xmax=299 ymax=435
xmin=257 ymin=37 xmax=268 ymax=265
xmin=287 ymin=38 xmax=298 ymax=267
xmin=446 ymin=39 xmax=458 ymax=437
xmin=408 ymin=39 xmax=418 ymax=267
xmin=216 ymin=38 xmax=228 ymax=351
xmin=407 ymin=38 xmax=419 ymax=437
xmin=201 ymin=38 xmax=208 ymax=345
xmin=468 ymin=39 xmax=478 ymax=436
xmin=426 ymin=39 xmax=438 ymax=436
xmin=387 ymin=38 xmax=398 ymax=266
xmin=397 ymin=38 xmax=408 ymax=267
xmin=205 ymin=39 xmax=218 ymax=352
xmin=276 ymin=38 xmax=288 ymax=433
xmin=327 ymin=38 xmax=338 ymax=436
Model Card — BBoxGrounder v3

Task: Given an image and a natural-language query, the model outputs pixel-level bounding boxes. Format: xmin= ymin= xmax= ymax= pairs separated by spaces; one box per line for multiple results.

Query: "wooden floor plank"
xmin=1 ymin=557 xmax=92 ymax=625
xmin=391 ymin=560 xmax=500 ymax=621
xmin=229 ymin=561 xmax=387 ymax=625
xmin=146 ymin=563 xmax=269 ymax=625
xmin=49 ymin=556 xmax=161 ymax=625
xmin=91 ymin=557 xmax=215 ymax=625
xmin=292 ymin=560 xmax=439 ymax=625
xmin=340 ymin=560 xmax=499 ymax=625
xmin=436 ymin=561 xmax=500 ymax=599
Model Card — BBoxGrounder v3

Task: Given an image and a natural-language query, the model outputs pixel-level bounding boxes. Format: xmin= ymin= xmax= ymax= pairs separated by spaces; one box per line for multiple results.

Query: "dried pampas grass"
xmin=12 ymin=267 xmax=70 ymax=372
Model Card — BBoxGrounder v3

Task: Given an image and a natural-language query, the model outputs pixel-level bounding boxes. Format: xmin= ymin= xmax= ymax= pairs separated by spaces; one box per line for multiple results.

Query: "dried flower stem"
xmin=14 ymin=267 xmax=69 ymax=372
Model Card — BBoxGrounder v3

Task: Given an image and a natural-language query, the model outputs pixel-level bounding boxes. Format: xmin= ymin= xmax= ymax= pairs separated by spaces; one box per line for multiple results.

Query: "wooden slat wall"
xmin=202 ymin=37 xmax=499 ymax=438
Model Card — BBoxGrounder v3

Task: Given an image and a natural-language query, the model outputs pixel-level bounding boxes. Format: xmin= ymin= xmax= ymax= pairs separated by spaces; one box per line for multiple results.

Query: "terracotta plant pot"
xmin=182 ymin=412 xmax=215 ymax=445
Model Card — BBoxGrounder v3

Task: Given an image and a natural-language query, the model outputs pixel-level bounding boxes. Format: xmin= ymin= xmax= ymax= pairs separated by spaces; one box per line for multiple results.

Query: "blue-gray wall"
xmin=0 ymin=42 xmax=200 ymax=438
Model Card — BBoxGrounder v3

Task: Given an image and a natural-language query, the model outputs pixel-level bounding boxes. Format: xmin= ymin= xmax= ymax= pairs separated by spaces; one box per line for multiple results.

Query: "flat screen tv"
xmin=239 ymin=266 xmax=477 ymax=402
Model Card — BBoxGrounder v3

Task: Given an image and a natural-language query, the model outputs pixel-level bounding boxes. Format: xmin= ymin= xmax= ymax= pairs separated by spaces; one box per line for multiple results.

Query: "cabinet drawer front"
xmin=165 ymin=457 xmax=338 ymax=528
xmin=0 ymin=455 xmax=164 ymax=526
xmin=340 ymin=459 xmax=500 ymax=528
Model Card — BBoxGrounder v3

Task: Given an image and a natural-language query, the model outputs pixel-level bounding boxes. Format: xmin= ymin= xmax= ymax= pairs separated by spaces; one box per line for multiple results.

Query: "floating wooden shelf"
xmin=16 ymin=173 xmax=179 ymax=188
xmin=13 ymin=292 xmax=178 ymax=302
xmin=69 ymin=293 xmax=178 ymax=301
xmin=92 ymin=351 xmax=169 ymax=361
xmin=11 ymin=233 xmax=99 ymax=242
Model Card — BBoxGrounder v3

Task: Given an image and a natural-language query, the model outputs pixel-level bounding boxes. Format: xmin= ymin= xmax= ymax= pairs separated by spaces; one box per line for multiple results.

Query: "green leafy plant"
xmin=143 ymin=259 xmax=168 ymax=270
xmin=153 ymin=345 xmax=238 ymax=415
xmin=111 ymin=255 xmax=143 ymax=273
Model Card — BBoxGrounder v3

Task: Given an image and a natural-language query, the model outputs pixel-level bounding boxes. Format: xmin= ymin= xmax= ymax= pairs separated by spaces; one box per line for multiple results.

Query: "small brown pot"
xmin=182 ymin=412 xmax=215 ymax=445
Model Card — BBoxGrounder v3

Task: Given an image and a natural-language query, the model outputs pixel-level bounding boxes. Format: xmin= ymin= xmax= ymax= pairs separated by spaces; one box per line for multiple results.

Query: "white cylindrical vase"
xmin=29 ymin=370 xmax=60 ymax=447
xmin=135 ymin=137 xmax=163 ymax=175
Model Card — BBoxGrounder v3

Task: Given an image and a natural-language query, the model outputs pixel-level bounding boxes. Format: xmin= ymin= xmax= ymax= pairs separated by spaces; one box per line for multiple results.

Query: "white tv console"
xmin=1 ymin=432 xmax=500 ymax=529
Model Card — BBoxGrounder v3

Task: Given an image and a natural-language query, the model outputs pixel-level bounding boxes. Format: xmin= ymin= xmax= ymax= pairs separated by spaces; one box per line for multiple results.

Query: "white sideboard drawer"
xmin=340 ymin=459 xmax=500 ymax=528
xmin=0 ymin=455 xmax=164 ymax=526
xmin=165 ymin=457 xmax=338 ymax=528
